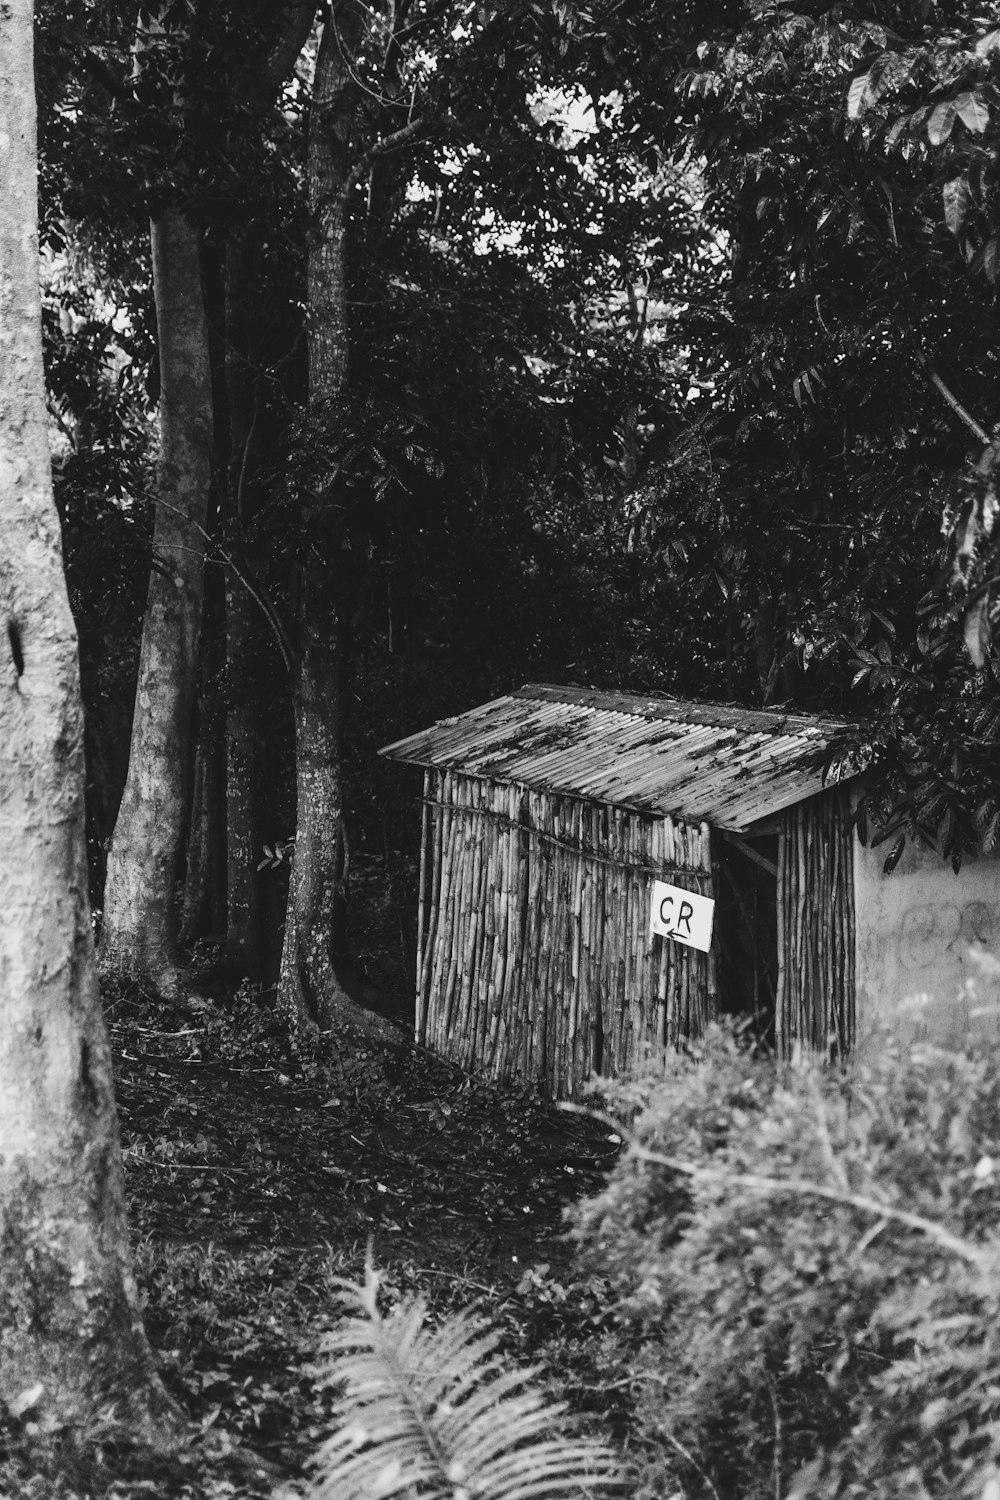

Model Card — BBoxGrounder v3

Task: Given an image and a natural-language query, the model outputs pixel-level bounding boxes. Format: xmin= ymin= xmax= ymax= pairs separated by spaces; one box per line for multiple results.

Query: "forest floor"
xmin=0 ymin=978 xmax=624 ymax=1500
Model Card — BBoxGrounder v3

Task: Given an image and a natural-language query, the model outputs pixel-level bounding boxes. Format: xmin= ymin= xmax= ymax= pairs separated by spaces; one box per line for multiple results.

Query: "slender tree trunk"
xmin=178 ymin=690 xmax=226 ymax=949
xmin=99 ymin=206 xmax=213 ymax=999
xmin=277 ymin=10 xmax=396 ymax=1044
xmin=225 ymin=565 xmax=263 ymax=976
xmin=179 ymin=502 xmax=226 ymax=950
xmin=0 ymin=0 xmax=177 ymax=1437
xmin=219 ymin=3 xmax=316 ymax=982
xmin=223 ymin=230 xmax=265 ymax=978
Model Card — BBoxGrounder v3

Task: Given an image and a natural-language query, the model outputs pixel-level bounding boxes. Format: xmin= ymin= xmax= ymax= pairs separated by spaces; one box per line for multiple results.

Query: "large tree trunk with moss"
xmin=277 ymin=10 xmax=396 ymax=1046
xmin=0 ymin=0 xmax=177 ymax=1438
xmin=99 ymin=206 xmax=213 ymax=999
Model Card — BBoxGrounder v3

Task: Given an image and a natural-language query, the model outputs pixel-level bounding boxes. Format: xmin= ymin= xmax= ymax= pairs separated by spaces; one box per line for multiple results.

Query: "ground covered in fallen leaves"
xmin=0 ymin=982 xmax=622 ymax=1499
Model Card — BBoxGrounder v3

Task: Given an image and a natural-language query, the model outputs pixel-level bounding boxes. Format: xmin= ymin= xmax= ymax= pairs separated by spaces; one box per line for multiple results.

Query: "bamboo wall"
xmin=416 ymin=770 xmax=716 ymax=1097
xmin=774 ymin=787 xmax=856 ymax=1058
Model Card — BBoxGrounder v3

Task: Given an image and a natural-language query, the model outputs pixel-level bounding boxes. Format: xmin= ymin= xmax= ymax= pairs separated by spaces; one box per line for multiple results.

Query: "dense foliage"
xmin=33 ymin=0 xmax=1000 ymax=909
xmin=631 ymin=0 xmax=1000 ymax=861
xmin=572 ymin=1023 xmax=1000 ymax=1499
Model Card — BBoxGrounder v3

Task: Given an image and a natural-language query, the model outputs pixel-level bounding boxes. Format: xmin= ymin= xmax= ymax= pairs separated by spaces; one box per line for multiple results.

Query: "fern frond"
xmin=305 ymin=1264 xmax=623 ymax=1500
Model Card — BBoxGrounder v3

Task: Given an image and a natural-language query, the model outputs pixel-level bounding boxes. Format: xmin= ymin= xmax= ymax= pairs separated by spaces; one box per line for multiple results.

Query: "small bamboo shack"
xmin=381 ymin=684 xmax=864 ymax=1096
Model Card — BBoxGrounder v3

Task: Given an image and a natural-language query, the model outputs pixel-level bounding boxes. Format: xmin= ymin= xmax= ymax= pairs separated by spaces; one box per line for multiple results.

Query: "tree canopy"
xmin=32 ymin=0 xmax=1000 ymax=954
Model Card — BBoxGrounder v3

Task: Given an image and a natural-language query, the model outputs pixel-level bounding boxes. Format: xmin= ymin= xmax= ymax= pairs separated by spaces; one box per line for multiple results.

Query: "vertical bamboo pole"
xmin=613 ymin=810 xmax=627 ymax=1075
xmin=483 ymin=781 xmax=508 ymax=1074
xmin=653 ymin=818 xmax=669 ymax=1061
xmin=417 ymin=770 xmax=441 ymax=1046
xmin=824 ymin=799 xmax=832 ymax=1050
xmin=471 ymin=781 xmax=494 ymax=1064
xmin=491 ymin=781 xmax=520 ymax=1078
xmin=591 ymin=802 xmax=608 ymax=1076
xmin=535 ymin=790 xmax=554 ymax=1087
xmin=829 ymin=795 xmax=841 ymax=1057
xmin=628 ymin=814 xmax=644 ymax=1072
xmin=549 ymin=798 xmax=569 ymax=1096
xmin=439 ymin=780 xmax=471 ymax=1053
xmin=516 ymin=793 xmax=542 ymax=1082
xmin=696 ymin=822 xmax=708 ymax=1035
xmin=598 ymin=806 xmax=612 ymax=1076
xmin=499 ymin=785 xmax=528 ymax=1080
xmin=610 ymin=807 xmax=625 ymax=1075
xmin=551 ymin=796 xmax=569 ymax=1093
xmin=474 ymin=784 xmax=499 ymax=1064
xmin=775 ymin=813 xmax=787 ymax=1059
xmin=549 ymin=798 xmax=572 ymax=1096
xmin=637 ymin=814 xmax=650 ymax=1067
xmin=541 ymin=795 xmax=560 ymax=1092
xmin=417 ymin=769 xmax=438 ymax=1048
xmin=700 ymin=821 xmax=716 ymax=1029
xmin=664 ymin=818 xmax=677 ymax=1048
xmin=414 ymin=769 xmax=430 ymax=1041
xmin=635 ymin=815 xmax=650 ymax=1070
xmin=677 ymin=821 xmax=691 ymax=1037
xmin=620 ymin=808 xmax=634 ymax=1072
xmin=531 ymin=793 xmax=554 ymax=1088
xmin=522 ymin=792 xmax=538 ymax=1082
xmin=458 ymin=780 xmax=487 ymax=1068
xmin=427 ymin=771 xmax=457 ymax=1053
xmin=442 ymin=775 xmax=468 ymax=1056
xmin=566 ymin=799 xmax=584 ymax=1094
xmin=453 ymin=781 xmax=475 ymax=1065
xmin=450 ymin=779 xmax=479 ymax=1056
xmin=845 ymin=788 xmax=857 ymax=1052
xmin=619 ymin=813 xmax=633 ymax=1076
xmin=578 ymin=803 xmax=598 ymax=1084
xmin=801 ymin=803 xmax=810 ymax=1051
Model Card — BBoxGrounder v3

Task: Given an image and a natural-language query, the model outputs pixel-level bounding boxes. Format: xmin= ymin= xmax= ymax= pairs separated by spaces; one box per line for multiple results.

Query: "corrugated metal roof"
xmin=379 ymin=683 xmax=860 ymax=832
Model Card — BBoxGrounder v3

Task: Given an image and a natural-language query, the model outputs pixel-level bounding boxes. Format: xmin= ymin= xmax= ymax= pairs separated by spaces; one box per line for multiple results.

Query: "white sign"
xmin=650 ymin=880 xmax=715 ymax=952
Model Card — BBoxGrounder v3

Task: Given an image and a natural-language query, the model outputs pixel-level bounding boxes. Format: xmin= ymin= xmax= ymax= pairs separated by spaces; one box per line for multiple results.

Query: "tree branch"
xmin=559 ymin=1102 xmax=998 ymax=1277
xmin=339 ymin=116 xmax=430 ymax=200
xmin=152 ymin=495 xmax=297 ymax=672
xmin=914 ymin=346 xmax=990 ymax=445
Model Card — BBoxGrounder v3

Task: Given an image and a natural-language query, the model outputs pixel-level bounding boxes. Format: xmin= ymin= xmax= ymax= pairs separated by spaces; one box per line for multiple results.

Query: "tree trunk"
xmin=220 ymin=3 xmax=316 ymax=982
xmin=178 ymin=687 xmax=226 ymax=951
xmin=223 ymin=230 xmax=265 ymax=979
xmin=277 ymin=9 xmax=396 ymax=1046
xmin=225 ymin=564 xmax=263 ymax=977
xmin=99 ymin=205 xmax=213 ymax=999
xmin=0 ymin=0 xmax=177 ymax=1438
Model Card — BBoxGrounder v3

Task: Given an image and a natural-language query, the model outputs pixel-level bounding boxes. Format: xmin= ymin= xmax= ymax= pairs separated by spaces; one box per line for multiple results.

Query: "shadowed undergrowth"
xmin=0 ymin=981 xmax=621 ymax=1498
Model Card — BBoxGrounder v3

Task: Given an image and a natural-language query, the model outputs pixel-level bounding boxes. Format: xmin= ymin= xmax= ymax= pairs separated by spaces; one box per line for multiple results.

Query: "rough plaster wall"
xmin=854 ymin=830 xmax=1000 ymax=1047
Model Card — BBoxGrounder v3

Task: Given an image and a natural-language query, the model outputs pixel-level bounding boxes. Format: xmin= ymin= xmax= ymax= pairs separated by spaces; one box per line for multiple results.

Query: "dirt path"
xmin=102 ymin=991 xmax=619 ymax=1488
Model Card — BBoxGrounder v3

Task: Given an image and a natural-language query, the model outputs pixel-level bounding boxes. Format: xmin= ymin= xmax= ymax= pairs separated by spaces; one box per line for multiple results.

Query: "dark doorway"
xmin=713 ymin=831 xmax=779 ymax=1047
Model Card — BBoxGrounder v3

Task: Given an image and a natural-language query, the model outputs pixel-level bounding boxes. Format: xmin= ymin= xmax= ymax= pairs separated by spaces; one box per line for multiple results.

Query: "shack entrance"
xmin=714 ymin=831 xmax=779 ymax=1047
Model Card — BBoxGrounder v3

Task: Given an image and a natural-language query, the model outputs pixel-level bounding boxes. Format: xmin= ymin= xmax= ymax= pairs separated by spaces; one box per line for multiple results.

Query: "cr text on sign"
xmin=650 ymin=879 xmax=715 ymax=953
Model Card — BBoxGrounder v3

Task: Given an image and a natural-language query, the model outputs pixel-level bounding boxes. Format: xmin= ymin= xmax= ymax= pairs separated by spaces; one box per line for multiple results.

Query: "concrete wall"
xmin=854 ymin=831 xmax=1000 ymax=1047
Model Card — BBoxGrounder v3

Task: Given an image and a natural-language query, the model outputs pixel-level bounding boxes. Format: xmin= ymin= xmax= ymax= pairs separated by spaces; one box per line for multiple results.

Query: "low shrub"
xmin=570 ymin=1025 xmax=1000 ymax=1500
